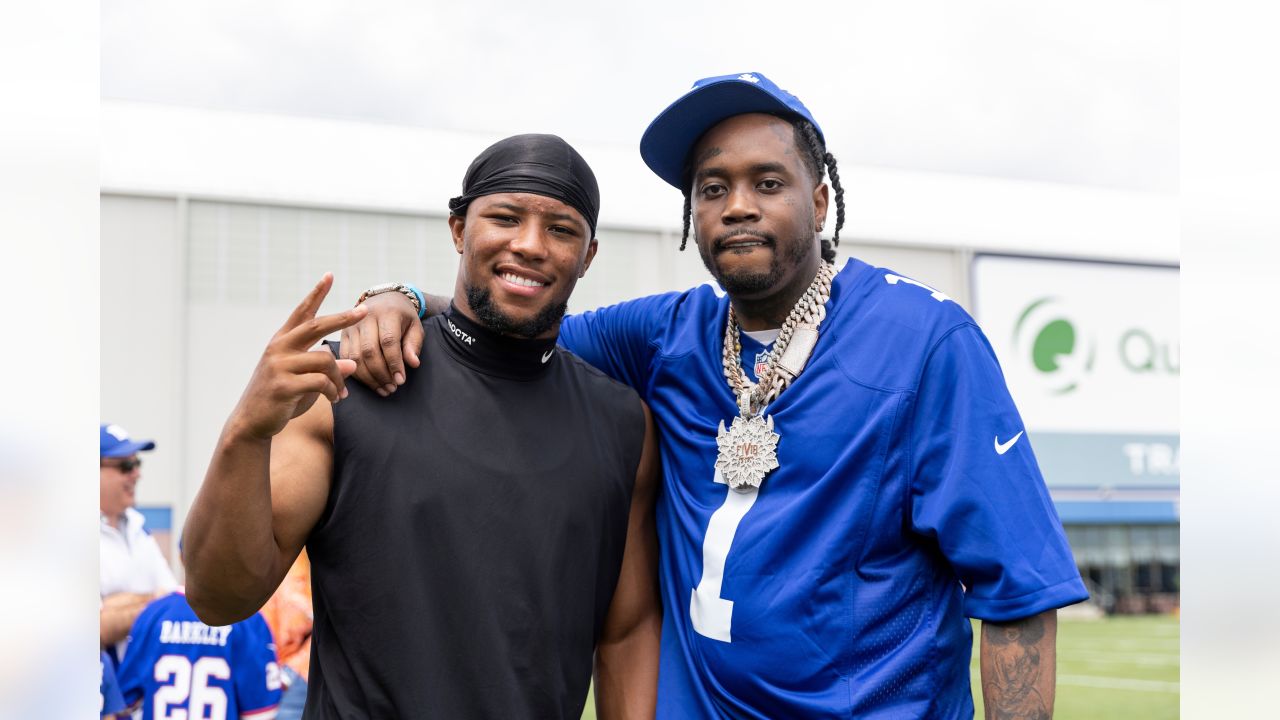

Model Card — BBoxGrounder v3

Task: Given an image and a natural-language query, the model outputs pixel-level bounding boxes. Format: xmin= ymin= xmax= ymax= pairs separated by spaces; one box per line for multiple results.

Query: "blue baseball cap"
xmin=101 ymin=422 xmax=156 ymax=458
xmin=640 ymin=72 xmax=825 ymax=190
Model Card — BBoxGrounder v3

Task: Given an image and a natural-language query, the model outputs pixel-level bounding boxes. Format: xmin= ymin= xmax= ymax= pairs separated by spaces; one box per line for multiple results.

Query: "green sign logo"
xmin=1014 ymin=297 xmax=1095 ymax=395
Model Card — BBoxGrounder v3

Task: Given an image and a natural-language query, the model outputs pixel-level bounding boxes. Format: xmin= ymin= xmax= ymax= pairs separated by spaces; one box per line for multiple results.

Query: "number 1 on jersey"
xmin=690 ymin=468 xmax=760 ymax=643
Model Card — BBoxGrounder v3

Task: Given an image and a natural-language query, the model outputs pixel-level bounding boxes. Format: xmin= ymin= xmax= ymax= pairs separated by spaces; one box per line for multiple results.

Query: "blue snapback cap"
xmin=101 ymin=422 xmax=156 ymax=458
xmin=640 ymin=72 xmax=824 ymax=190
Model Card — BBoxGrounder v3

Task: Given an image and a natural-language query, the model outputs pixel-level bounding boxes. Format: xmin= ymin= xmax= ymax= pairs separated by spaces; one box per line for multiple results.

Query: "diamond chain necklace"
xmin=714 ymin=260 xmax=837 ymax=490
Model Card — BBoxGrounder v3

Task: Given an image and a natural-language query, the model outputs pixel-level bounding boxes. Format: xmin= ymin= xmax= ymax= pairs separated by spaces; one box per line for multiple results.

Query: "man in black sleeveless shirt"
xmin=182 ymin=135 xmax=661 ymax=719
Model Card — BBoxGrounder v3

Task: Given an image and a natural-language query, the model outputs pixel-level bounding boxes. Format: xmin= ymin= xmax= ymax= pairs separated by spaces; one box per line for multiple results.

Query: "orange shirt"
xmin=259 ymin=550 xmax=313 ymax=680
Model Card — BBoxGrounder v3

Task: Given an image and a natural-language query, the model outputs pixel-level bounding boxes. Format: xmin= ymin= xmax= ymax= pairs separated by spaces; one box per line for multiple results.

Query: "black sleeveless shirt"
xmin=305 ymin=309 xmax=645 ymax=719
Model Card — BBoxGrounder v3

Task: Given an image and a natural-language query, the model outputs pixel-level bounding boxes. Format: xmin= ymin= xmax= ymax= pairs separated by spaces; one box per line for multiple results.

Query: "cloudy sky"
xmin=102 ymin=0 xmax=1176 ymax=193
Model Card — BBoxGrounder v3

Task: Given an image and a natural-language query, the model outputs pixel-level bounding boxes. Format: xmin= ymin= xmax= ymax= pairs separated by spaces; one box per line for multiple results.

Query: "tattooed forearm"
xmin=980 ymin=609 xmax=1058 ymax=720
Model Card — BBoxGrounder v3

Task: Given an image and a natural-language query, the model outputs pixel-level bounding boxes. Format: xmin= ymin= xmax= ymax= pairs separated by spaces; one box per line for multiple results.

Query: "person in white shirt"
xmin=99 ymin=422 xmax=177 ymax=657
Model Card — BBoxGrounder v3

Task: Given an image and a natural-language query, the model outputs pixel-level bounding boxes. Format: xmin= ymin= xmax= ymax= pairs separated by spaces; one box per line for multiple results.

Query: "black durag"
xmin=448 ymin=134 xmax=601 ymax=237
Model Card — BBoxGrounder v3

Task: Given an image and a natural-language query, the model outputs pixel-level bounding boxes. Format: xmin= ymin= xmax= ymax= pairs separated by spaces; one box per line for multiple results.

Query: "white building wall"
xmin=100 ymin=194 xmax=186 ymax=558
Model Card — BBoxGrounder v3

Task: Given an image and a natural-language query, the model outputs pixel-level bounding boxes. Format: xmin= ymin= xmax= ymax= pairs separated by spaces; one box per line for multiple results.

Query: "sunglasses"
xmin=102 ymin=458 xmax=143 ymax=473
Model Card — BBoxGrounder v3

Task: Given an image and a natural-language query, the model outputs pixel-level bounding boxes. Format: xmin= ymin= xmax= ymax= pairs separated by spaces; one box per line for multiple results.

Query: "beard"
xmin=697 ymin=229 xmax=812 ymax=295
xmin=465 ymin=284 xmax=568 ymax=339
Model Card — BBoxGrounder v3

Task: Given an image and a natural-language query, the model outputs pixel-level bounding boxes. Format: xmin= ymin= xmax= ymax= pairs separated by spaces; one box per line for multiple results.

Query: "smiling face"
xmin=450 ymin=192 xmax=598 ymax=339
xmin=100 ymin=455 xmax=141 ymax=521
xmin=689 ymin=113 xmax=828 ymax=304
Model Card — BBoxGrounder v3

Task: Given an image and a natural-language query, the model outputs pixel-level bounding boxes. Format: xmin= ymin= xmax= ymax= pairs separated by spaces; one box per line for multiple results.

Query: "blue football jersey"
xmin=117 ymin=592 xmax=282 ymax=720
xmin=560 ymin=257 xmax=1088 ymax=718
xmin=101 ymin=650 xmax=126 ymax=718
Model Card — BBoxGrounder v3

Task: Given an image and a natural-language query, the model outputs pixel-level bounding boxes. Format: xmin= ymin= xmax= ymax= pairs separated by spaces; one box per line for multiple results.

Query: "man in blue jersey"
xmin=344 ymin=73 xmax=1088 ymax=718
xmin=116 ymin=590 xmax=282 ymax=720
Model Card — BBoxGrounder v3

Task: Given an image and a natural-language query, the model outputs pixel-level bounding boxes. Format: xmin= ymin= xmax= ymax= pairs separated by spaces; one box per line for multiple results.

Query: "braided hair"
xmin=679 ymin=114 xmax=845 ymax=263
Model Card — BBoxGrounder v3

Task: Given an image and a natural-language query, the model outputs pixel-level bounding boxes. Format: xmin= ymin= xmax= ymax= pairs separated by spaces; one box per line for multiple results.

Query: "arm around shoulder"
xmin=340 ymin=285 xmax=444 ymax=394
xmin=594 ymin=402 xmax=662 ymax=720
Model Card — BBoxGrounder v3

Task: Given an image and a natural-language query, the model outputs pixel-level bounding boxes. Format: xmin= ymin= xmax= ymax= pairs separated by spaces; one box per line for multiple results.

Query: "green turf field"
xmin=582 ymin=614 xmax=1179 ymax=719
xmin=976 ymin=614 xmax=1180 ymax=720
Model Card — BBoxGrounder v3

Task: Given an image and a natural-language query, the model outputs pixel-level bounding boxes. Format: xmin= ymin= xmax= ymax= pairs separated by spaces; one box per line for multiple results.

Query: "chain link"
xmin=722 ymin=261 xmax=837 ymax=416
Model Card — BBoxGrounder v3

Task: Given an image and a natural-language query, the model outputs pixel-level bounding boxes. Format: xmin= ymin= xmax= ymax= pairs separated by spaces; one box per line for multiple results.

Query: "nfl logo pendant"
xmin=715 ymin=414 xmax=781 ymax=491
xmin=753 ymin=349 xmax=772 ymax=378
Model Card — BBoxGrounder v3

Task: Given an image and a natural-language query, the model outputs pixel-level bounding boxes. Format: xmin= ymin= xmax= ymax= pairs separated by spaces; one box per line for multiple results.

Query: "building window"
xmin=1063 ymin=523 xmax=1179 ymax=614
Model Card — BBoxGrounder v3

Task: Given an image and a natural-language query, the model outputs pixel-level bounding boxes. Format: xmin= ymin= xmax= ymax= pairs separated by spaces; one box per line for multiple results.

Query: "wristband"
xmin=406 ymin=284 xmax=427 ymax=319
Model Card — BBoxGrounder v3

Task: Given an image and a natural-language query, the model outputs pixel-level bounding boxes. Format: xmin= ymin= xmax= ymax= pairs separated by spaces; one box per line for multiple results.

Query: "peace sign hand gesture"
xmin=228 ymin=273 xmax=369 ymax=442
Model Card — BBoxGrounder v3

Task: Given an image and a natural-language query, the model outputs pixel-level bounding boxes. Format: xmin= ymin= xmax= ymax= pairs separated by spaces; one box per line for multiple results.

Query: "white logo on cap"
xmin=738 ymin=74 xmax=760 ymax=84
xmin=106 ymin=424 xmax=129 ymax=441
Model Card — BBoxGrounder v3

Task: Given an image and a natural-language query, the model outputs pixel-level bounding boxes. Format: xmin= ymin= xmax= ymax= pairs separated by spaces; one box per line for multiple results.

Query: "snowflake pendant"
xmin=715 ymin=414 xmax=781 ymax=490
